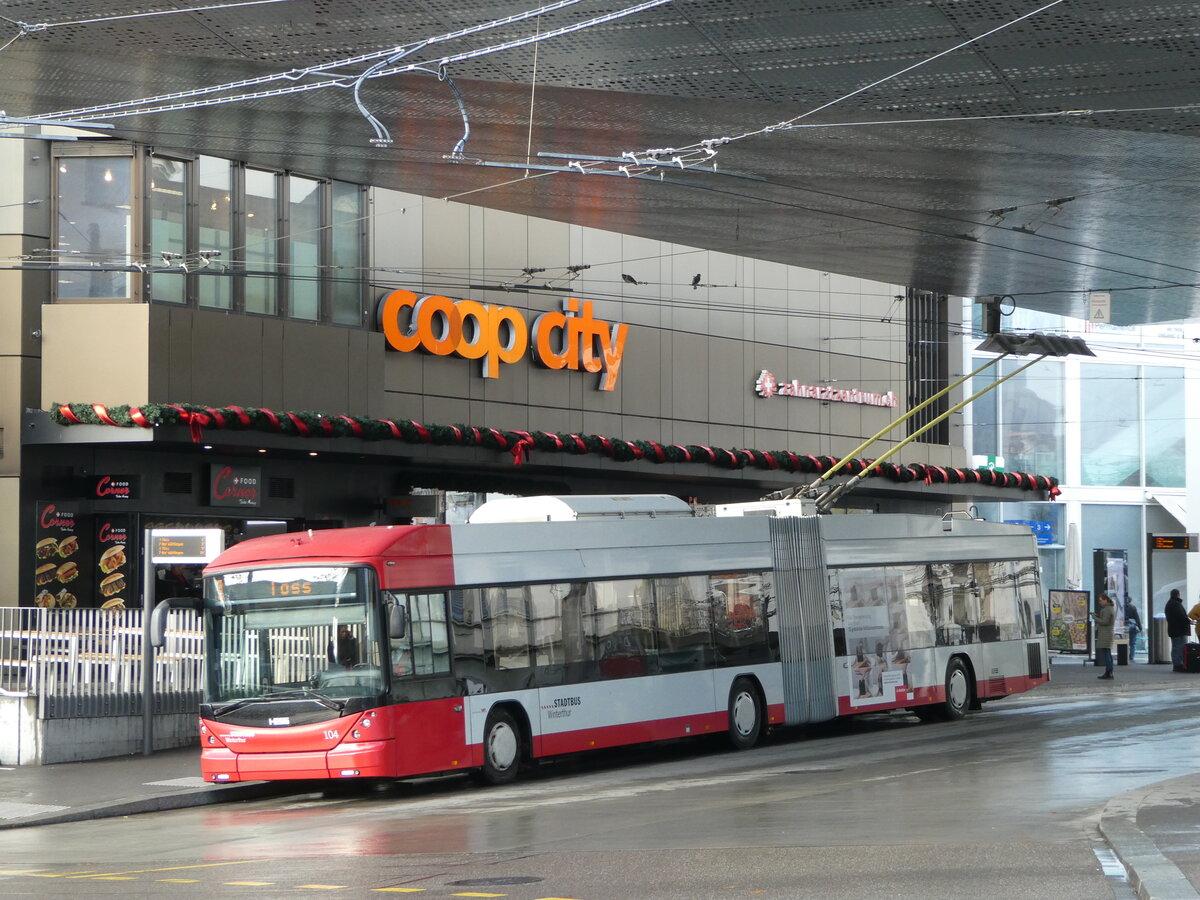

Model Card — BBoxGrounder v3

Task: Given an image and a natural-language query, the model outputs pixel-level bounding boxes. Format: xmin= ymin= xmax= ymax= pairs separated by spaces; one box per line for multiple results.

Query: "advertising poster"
xmin=95 ymin=514 xmax=136 ymax=611
xmin=34 ymin=502 xmax=92 ymax=609
xmin=1048 ymin=589 xmax=1091 ymax=653
xmin=838 ymin=568 xmax=912 ymax=707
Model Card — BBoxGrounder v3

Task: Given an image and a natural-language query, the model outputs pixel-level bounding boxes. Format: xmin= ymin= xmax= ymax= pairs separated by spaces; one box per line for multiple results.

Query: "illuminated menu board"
xmin=148 ymin=529 xmax=225 ymax=564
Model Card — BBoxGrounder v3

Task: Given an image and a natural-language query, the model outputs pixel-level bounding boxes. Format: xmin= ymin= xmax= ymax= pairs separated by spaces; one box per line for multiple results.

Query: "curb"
xmin=0 ymin=781 xmax=299 ymax=831
xmin=1099 ymin=778 xmax=1200 ymax=900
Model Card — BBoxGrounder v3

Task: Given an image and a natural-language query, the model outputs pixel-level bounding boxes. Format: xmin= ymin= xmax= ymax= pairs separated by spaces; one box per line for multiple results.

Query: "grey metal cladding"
xmin=448 ymin=516 xmax=774 ymax=587
xmin=818 ymin=515 xmax=1038 ymax=568
xmin=769 ymin=516 xmax=837 ymax=726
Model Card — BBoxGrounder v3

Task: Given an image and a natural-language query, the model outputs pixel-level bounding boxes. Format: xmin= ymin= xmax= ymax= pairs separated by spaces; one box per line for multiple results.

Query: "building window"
xmin=1080 ymin=363 xmax=1140 ymax=486
xmin=55 ymin=145 xmax=368 ymax=325
xmin=197 ymin=156 xmax=233 ymax=310
xmin=55 ymin=157 xmax=133 ymax=300
xmin=1145 ymin=367 xmax=1184 ymax=487
xmin=243 ymin=168 xmax=278 ymax=316
xmin=972 ymin=356 xmax=1065 ymax=477
xmin=149 ymin=155 xmax=188 ymax=304
xmin=287 ymin=175 xmax=322 ymax=321
xmin=330 ymin=181 xmax=364 ymax=326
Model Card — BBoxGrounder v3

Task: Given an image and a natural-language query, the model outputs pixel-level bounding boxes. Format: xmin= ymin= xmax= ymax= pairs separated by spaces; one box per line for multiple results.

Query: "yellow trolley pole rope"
xmin=814 ymin=354 xmax=1048 ymax=512
xmin=778 ymin=354 xmax=1011 ymax=501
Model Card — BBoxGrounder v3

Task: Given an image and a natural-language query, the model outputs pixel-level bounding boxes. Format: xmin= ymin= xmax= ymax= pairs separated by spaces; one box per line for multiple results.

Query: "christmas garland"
xmin=50 ymin=402 xmax=1060 ymax=497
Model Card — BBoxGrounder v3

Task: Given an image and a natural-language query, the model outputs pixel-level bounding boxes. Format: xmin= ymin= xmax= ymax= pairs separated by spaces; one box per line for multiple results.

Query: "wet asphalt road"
xmin=2 ymin=685 xmax=1194 ymax=899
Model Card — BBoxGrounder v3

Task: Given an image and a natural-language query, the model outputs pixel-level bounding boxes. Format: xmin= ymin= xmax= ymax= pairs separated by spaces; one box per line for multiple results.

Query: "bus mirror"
xmin=389 ymin=603 xmax=407 ymax=640
xmin=150 ymin=596 xmax=201 ymax=648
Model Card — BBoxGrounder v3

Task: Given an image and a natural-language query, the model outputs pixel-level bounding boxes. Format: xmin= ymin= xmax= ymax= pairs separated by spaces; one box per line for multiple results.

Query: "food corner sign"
xmin=376 ymin=290 xmax=629 ymax=391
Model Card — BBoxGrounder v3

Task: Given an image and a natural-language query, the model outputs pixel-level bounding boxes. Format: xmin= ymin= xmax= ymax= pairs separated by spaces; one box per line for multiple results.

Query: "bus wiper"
xmin=212 ymin=699 xmax=257 ymax=717
xmin=262 ymin=687 xmax=346 ymax=712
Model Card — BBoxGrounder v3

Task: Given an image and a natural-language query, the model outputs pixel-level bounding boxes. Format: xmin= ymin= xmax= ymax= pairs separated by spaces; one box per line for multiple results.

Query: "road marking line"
xmin=225 ymin=882 xmax=276 ymax=886
xmin=68 ymin=860 xmax=266 ymax=879
xmin=25 ymin=872 xmax=95 ymax=878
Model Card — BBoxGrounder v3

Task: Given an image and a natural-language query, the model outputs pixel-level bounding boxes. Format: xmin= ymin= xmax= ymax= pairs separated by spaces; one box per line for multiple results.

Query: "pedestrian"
xmin=1165 ymin=588 xmax=1191 ymax=672
xmin=1124 ymin=594 xmax=1142 ymax=660
xmin=1189 ymin=596 xmax=1200 ymax=640
xmin=1091 ymin=592 xmax=1116 ymax=679
xmin=327 ymin=624 xmax=359 ymax=668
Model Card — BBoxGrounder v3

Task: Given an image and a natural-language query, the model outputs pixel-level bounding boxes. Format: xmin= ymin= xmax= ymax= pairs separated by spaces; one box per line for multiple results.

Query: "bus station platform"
xmin=0 ymin=656 xmax=1196 ymax=898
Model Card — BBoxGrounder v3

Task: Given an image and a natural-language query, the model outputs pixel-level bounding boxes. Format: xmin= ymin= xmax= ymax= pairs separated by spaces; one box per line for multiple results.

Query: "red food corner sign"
xmin=209 ymin=464 xmax=261 ymax=508
xmin=92 ymin=475 xmax=140 ymax=500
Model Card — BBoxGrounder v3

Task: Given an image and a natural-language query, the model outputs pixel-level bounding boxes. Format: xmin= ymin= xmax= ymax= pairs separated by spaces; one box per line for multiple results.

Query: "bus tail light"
xmin=339 ymin=769 xmax=360 ymax=777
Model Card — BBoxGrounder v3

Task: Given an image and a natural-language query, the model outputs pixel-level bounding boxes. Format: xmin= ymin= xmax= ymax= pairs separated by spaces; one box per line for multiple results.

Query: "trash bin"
xmin=1117 ymin=641 xmax=1129 ymax=665
xmin=1152 ymin=616 xmax=1171 ymax=664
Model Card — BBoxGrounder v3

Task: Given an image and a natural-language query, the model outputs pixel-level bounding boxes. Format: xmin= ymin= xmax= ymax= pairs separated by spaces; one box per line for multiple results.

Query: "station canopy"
xmin=3 ymin=0 xmax=1199 ymax=324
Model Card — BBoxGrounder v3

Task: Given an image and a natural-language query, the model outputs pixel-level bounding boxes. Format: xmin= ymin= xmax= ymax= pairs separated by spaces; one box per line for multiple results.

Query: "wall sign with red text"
xmin=209 ymin=464 xmax=261 ymax=508
xmin=34 ymin=502 xmax=93 ymax=608
xmin=95 ymin=514 xmax=135 ymax=610
xmin=90 ymin=474 xmax=140 ymax=501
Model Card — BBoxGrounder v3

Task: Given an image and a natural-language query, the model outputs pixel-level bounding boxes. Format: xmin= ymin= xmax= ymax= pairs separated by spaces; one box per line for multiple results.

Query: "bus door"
xmin=387 ymin=591 xmax=466 ymax=775
xmin=972 ymin=562 xmax=1025 ymax=695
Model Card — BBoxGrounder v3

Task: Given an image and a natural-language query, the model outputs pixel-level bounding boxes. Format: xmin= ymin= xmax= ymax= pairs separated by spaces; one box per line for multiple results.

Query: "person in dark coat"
xmin=328 ymin=625 xmax=359 ymax=668
xmin=1091 ymin=593 xmax=1116 ymax=680
xmin=1124 ymin=595 xmax=1142 ymax=658
xmin=1165 ymin=588 xmax=1191 ymax=672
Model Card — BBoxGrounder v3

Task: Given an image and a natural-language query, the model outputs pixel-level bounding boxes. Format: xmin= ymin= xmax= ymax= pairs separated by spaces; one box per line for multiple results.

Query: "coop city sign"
xmin=376 ymin=290 xmax=629 ymax=391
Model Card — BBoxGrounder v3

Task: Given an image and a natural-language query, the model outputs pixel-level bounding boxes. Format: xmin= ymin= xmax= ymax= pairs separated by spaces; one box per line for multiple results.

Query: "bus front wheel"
xmin=479 ymin=707 xmax=523 ymax=785
xmin=727 ymin=677 xmax=763 ymax=750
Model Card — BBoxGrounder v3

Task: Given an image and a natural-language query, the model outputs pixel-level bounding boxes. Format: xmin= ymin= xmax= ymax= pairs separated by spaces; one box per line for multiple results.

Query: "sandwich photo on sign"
xmin=99 ymin=544 xmax=126 ymax=575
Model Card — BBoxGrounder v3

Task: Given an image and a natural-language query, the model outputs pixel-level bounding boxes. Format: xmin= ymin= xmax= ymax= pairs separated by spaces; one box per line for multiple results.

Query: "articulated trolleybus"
xmin=159 ymin=495 xmax=1049 ymax=785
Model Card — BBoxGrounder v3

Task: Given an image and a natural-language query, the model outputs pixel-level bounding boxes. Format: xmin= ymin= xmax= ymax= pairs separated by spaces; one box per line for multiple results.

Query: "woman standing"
xmin=1091 ymin=593 xmax=1116 ymax=680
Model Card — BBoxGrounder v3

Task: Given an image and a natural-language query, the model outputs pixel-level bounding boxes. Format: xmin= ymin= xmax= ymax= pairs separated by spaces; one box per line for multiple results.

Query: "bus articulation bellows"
xmin=155 ymin=496 xmax=1049 ymax=785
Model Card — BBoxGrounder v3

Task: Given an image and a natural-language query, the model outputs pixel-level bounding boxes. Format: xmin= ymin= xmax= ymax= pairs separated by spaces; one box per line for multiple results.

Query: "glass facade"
xmin=972 ymin=356 xmax=1065 ymax=476
xmin=197 ymin=156 xmax=233 ymax=310
xmin=149 ymin=156 xmax=187 ymax=304
xmin=1080 ymin=363 xmax=1140 ymax=486
xmin=56 ymin=157 xmax=132 ymax=300
xmin=54 ymin=146 xmax=365 ymax=325
xmin=1145 ymin=366 xmax=1185 ymax=487
xmin=330 ymin=181 xmax=364 ymax=326
xmin=243 ymin=169 xmax=278 ymax=316
xmin=288 ymin=175 xmax=321 ymax=321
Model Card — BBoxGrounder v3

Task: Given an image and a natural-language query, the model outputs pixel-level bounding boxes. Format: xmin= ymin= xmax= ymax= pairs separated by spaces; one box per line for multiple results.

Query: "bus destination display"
xmin=1151 ymin=534 xmax=1195 ymax=551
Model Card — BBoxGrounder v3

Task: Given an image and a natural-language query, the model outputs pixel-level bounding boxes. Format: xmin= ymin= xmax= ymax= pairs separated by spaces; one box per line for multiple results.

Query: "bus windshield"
xmin=203 ymin=565 xmax=383 ymax=705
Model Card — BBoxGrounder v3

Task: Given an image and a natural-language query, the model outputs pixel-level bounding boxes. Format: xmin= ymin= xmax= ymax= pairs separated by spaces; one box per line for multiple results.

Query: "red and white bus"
xmin=155 ymin=495 xmax=1049 ymax=785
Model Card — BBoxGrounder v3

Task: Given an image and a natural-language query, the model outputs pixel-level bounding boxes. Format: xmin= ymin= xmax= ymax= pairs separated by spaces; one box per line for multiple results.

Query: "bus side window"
xmin=394 ymin=592 xmax=450 ymax=677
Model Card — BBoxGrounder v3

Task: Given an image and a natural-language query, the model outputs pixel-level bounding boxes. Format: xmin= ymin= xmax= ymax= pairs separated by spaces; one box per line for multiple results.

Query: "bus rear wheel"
xmin=727 ymin=677 xmax=763 ymax=750
xmin=915 ymin=658 xmax=972 ymax=722
xmin=479 ymin=707 xmax=523 ymax=785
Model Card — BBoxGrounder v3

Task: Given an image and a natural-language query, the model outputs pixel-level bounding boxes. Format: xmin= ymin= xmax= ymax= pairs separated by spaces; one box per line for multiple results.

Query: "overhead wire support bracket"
xmin=764 ymin=332 xmax=1094 ymax=510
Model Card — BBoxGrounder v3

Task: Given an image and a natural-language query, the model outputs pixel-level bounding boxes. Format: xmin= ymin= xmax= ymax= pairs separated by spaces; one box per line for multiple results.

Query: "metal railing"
xmin=0 ymin=607 xmax=202 ymax=718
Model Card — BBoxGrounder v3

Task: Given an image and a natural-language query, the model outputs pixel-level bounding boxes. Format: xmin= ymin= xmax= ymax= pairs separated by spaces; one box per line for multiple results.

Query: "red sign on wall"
xmin=209 ymin=465 xmax=261 ymax=508
xmin=91 ymin=474 xmax=140 ymax=500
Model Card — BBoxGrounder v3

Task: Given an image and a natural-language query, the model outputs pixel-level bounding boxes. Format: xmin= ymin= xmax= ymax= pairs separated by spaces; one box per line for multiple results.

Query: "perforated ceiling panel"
xmin=4 ymin=0 xmax=1200 ymax=323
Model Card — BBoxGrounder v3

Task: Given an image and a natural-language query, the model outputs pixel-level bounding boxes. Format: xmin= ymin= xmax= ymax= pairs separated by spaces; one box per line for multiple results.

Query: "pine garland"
xmin=49 ymin=402 xmax=1061 ymax=497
